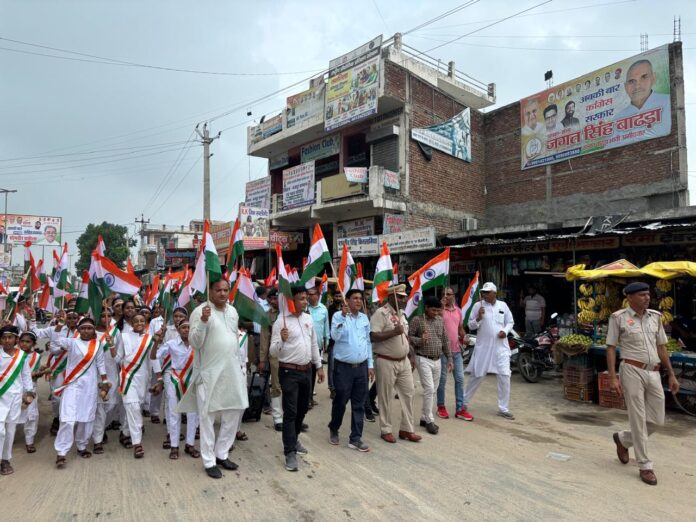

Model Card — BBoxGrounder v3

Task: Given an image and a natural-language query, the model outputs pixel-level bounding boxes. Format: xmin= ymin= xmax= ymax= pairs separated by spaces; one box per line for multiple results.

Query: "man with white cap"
xmin=463 ymin=282 xmax=515 ymax=420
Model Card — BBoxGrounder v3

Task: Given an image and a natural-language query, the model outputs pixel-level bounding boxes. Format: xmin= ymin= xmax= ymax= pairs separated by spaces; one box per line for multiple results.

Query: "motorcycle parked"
xmin=517 ymin=313 xmax=561 ymax=383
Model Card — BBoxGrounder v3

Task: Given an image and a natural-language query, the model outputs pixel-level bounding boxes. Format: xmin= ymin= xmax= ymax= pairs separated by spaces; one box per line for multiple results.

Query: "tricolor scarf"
xmin=50 ymin=329 xmax=80 ymax=379
xmin=118 ymin=334 xmax=153 ymax=395
xmin=52 ymin=339 xmax=99 ymax=397
xmin=0 ymin=349 xmax=28 ymax=397
xmin=99 ymin=326 xmax=120 ymax=352
xmin=170 ymin=349 xmax=194 ymax=401
xmin=161 ymin=353 xmax=172 ymax=373
xmin=28 ymin=352 xmax=42 ymax=374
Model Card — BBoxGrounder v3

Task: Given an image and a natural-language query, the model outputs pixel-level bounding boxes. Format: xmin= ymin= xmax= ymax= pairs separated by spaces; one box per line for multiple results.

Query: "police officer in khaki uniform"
xmin=370 ymin=285 xmax=421 ymax=444
xmin=606 ymin=282 xmax=680 ymax=486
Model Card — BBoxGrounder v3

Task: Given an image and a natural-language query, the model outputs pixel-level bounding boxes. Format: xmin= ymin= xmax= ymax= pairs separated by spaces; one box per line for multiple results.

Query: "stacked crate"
xmin=563 ymin=356 xmax=595 ymax=403
xmin=598 ymin=371 xmax=627 ymax=410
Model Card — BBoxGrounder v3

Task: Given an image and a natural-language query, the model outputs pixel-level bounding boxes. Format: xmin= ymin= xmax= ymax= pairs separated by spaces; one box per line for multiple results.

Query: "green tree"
xmin=75 ymin=222 xmax=136 ymax=273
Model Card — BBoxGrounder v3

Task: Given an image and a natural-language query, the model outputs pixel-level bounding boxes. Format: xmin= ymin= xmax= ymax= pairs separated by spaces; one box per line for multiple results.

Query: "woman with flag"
xmin=53 ymin=317 xmax=110 ymax=468
xmin=116 ymin=313 xmax=158 ymax=459
xmin=16 ymin=331 xmax=41 ymax=453
xmin=92 ymin=309 xmax=122 ymax=455
xmin=0 ymin=325 xmax=34 ymax=476
xmin=151 ymin=318 xmax=200 ymax=460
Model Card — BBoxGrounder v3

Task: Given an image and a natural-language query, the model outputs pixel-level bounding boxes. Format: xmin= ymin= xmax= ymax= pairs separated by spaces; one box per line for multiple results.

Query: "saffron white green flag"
xmin=460 ymin=271 xmax=481 ymax=325
xmin=299 ymin=224 xmax=331 ymax=285
xmin=189 ymin=220 xmax=222 ymax=297
xmin=404 ymin=277 xmax=423 ymax=320
xmin=74 ymin=270 xmax=91 ymax=315
xmin=337 ymin=243 xmax=356 ymax=295
xmin=409 ymin=247 xmax=450 ymax=292
xmin=371 ymin=242 xmax=393 ymax=304
xmin=230 ymin=268 xmax=270 ymax=326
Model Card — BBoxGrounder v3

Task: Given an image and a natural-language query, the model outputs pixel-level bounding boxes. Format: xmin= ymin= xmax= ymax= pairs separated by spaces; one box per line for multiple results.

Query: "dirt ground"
xmin=2 ymin=372 xmax=694 ymax=521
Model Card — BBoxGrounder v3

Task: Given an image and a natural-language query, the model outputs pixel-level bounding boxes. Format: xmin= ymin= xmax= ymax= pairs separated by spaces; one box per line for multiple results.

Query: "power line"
xmin=149 ymin=156 xmax=202 ymax=220
xmin=415 ymin=32 xmax=696 ymax=39
xmin=371 ymin=0 xmax=391 ymax=34
xmin=410 ymin=34 xmax=643 ymax=52
xmin=402 ymin=0 xmax=481 ymax=36
xmin=0 ymin=36 xmax=323 ymax=77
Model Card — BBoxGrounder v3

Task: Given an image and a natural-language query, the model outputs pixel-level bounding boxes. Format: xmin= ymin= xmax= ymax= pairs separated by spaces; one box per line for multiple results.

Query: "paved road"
xmin=3 ymin=373 xmax=694 ymax=521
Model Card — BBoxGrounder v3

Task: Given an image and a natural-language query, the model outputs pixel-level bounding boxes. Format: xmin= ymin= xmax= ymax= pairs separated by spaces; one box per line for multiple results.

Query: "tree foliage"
xmin=75 ymin=222 xmax=136 ymax=273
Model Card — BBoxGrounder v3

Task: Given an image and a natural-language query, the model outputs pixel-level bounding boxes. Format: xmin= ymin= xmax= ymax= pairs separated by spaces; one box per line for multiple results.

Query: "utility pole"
xmin=135 ymin=213 xmax=150 ymax=267
xmin=0 ymin=188 xmax=17 ymax=254
xmin=195 ymin=123 xmax=221 ymax=221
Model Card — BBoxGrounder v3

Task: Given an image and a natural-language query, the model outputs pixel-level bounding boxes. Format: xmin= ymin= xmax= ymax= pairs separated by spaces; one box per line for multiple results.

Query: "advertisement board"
xmin=382 ymin=213 xmax=404 ymax=234
xmin=336 ymin=235 xmax=379 ymax=256
xmin=287 ymin=81 xmax=326 ymax=129
xmin=245 ymin=177 xmax=272 ymax=210
xmin=270 ymin=152 xmax=289 ymax=171
xmin=411 ymin=108 xmax=471 ymax=162
xmin=336 ymin=217 xmax=374 ymax=238
xmin=520 ymin=45 xmax=671 ymax=170
xmin=211 ymin=221 xmax=232 ymax=251
xmin=270 ymin=230 xmax=304 ymax=251
xmin=383 ymin=169 xmax=400 ymax=190
xmin=300 ymin=134 xmax=340 ymax=163
xmin=0 ymin=214 xmax=62 ymax=245
xmin=344 ymin=167 xmax=368 ymax=184
xmin=248 ymin=113 xmax=283 ymax=146
xmin=240 ymin=206 xmax=269 ymax=250
xmin=282 ymin=162 xmax=315 ymax=210
xmin=325 ymin=35 xmax=382 ymax=132
xmin=382 ymin=227 xmax=436 ymax=254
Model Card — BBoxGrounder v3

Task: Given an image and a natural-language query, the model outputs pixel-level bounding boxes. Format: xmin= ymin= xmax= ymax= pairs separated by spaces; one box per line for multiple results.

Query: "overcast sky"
xmin=1 ymin=0 xmax=694 ymax=271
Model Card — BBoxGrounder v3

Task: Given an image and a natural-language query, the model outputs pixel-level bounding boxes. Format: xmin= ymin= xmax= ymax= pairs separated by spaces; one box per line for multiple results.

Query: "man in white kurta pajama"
xmin=178 ymin=278 xmax=248 ymax=479
xmin=464 ymin=282 xmax=516 ymax=420
xmin=53 ymin=318 xmax=109 ymax=467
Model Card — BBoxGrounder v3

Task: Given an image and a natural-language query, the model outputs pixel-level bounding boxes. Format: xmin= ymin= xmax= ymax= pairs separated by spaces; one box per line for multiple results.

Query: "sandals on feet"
xmin=77 ymin=449 xmax=92 ymax=459
xmin=119 ymin=433 xmax=133 ymax=449
xmin=25 ymin=444 xmax=36 ymax=454
xmin=56 ymin=456 xmax=67 ymax=469
xmin=162 ymin=435 xmax=171 ymax=450
xmin=133 ymin=444 xmax=144 ymax=459
xmin=93 ymin=443 xmax=104 ymax=455
xmin=184 ymin=444 xmax=200 ymax=458
xmin=169 ymin=447 xmax=179 ymax=460
xmin=150 ymin=415 xmax=160 ymax=424
xmin=0 ymin=460 xmax=13 ymax=475
xmin=236 ymin=431 xmax=248 ymax=441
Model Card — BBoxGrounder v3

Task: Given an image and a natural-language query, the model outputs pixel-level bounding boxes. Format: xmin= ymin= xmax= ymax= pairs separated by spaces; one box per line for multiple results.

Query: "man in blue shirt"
xmin=328 ymin=288 xmax=374 ymax=452
xmin=307 ymin=285 xmax=329 ymax=408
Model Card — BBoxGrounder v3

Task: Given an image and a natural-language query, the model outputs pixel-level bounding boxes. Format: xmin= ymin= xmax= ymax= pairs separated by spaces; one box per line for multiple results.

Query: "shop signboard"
xmin=270 ymin=152 xmax=289 ymax=170
xmin=520 ymin=45 xmax=671 ymax=170
xmin=211 ymin=221 xmax=232 ymax=251
xmin=336 ymin=217 xmax=374 ymax=238
xmin=622 ymin=229 xmax=696 ymax=247
xmin=382 ymin=213 xmax=404 ymax=234
xmin=411 ymin=108 xmax=471 ymax=162
xmin=336 ymin=235 xmax=379 ymax=257
xmin=343 ymin=167 xmax=368 ymax=184
xmin=164 ymin=248 xmax=197 ymax=267
xmin=383 ymin=169 xmax=400 ymax=190
xmin=286 ymin=82 xmax=326 ymax=129
xmin=282 ymin=161 xmax=315 ymax=210
xmin=240 ymin=206 xmax=269 ymax=250
xmin=325 ymin=35 xmax=382 ymax=132
xmin=382 ymin=227 xmax=436 ymax=254
xmin=300 ymin=134 xmax=340 ymax=163
xmin=245 ymin=177 xmax=272 ymax=210
xmin=1 ymin=214 xmax=62 ymax=245
xmin=270 ymin=230 xmax=304 ymax=251
xmin=471 ymin=237 xmax=619 ymax=256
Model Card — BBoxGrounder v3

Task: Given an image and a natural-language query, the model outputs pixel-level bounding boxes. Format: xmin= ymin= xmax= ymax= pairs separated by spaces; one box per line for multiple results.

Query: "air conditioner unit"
xmin=461 ymin=218 xmax=478 ymax=231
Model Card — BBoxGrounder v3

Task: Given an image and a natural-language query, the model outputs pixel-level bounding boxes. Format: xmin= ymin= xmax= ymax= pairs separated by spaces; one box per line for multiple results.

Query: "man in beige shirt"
xmin=370 ymin=285 xmax=421 ymax=444
xmin=606 ymin=282 xmax=680 ymax=486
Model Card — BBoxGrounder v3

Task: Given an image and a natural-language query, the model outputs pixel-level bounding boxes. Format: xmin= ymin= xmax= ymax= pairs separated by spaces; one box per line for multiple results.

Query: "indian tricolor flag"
xmin=229 ymin=268 xmax=270 ymax=326
xmin=371 ymin=242 xmax=393 ymax=304
xmin=299 ymin=224 xmax=331 ymax=285
xmin=53 ymin=243 xmax=69 ymax=294
xmin=409 ymin=247 xmax=450 ymax=292
xmin=264 ymin=267 xmax=277 ymax=287
xmin=189 ymin=220 xmax=222 ymax=298
xmin=460 ymin=271 xmax=480 ymax=325
xmin=127 ymin=257 xmax=135 ymax=274
xmin=337 ymin=243 xmax=356 ymax=295
xmin=275 ymin=243 xmax=296 ymax=316
xmin=96 ymin=235 xmax=106 ymax=256
xmin=93 ymin=252 xmax=142 ymax=297
xmin=319 ymin=273 xmax=329 ymax=305
xmin=74 ymin=270 xmax=91 ymax=315
xmin=404 ymin=277 xmax=423 ymax=320
xmin=354 ymin=262 xmax=365 ymax=291
xmin=226 ymin=218 xmax=244 ymax=275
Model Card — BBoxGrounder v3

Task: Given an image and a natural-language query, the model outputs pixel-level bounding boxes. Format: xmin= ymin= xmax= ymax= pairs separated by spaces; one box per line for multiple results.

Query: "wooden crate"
xmin=564 ymin=383 xmax=594 ymax=403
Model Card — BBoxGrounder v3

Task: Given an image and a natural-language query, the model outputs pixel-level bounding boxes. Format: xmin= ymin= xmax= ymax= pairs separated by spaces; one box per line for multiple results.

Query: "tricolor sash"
xmin=99 ymin=326 xmax=120 ymax=352
xmin=50 ymin=330 xmax=80 ymax=379
xmin=28 ymin=352 xmax=42 ymax=373
xmin=0 ymin=349 xmax=28 ymax=397
xmin=161 ymin=353 xmax=172 ymax=374
xmin=170 ymin=350 xmax=194 ymax=401
xmin=53 ymin=339 xmax=99 ymax=397
xmin=119 ymin=334 xmax=153 ymax=395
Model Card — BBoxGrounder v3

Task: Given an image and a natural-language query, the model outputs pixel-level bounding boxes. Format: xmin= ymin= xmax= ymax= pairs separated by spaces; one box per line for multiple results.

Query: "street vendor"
xmin=606 ymin=281 xmax=680 ymax=486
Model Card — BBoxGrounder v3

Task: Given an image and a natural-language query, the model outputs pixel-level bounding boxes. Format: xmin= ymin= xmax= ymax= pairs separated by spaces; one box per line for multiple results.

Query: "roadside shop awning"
xmin=566 ymin=259 xmax=696 ymax=281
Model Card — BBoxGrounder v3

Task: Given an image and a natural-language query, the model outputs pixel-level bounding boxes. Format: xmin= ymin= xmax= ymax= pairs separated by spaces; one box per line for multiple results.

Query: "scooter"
xmin=517 ymin=313 xmax=561 ymax=383
xmin=462 ymin=332 xmax=519 ymax=372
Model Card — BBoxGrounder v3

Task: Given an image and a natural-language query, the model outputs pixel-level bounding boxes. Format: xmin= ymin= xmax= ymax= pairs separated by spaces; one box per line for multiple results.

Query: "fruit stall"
xmin=557 ymin=260 xmax=696 ymax=415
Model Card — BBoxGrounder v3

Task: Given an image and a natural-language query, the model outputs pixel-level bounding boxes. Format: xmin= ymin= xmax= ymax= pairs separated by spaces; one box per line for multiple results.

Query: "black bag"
xmin=242 ymin=371 xmax=269 ymax=422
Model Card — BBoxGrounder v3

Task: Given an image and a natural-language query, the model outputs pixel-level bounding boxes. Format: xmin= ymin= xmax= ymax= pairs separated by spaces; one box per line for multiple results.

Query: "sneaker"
xmin=295 ymin=440 xmax=308 ymax=455
xmin=365 ymin=410 xmax=375 ymax=423
xmin=329 ymin=430 xmax=339 ymax=445
xmin=285 ymin=452 xmax=298 ymax=472
xmin=348 ymin=440 xmax=370 ymax=452
xmin=497 ymin=411 xmax=515 ymax=420
xmin=455 ymin=408 xmax=474 ymax=421
xmin=436 ymin=405 xmax=450 ymax=419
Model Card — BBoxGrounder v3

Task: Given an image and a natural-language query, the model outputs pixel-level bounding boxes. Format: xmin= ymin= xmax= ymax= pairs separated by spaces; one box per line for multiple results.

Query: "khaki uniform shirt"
xmin=370 ymin=303 xmax=410 ymax=359
xmin=606 ymin=307 xmax=667 ymax=368
xmin=259 ymin=308 xmax=279 ymax=363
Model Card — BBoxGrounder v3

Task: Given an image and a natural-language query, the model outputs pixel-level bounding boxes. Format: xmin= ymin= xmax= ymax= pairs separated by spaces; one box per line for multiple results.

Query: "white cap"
xmin=481 ymin=282 xmax=497 ymax=292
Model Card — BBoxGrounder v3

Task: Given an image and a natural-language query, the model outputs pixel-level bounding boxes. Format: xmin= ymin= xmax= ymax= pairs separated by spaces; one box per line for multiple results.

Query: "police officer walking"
xmin=606 ymin=282 xmax=680 ymax=486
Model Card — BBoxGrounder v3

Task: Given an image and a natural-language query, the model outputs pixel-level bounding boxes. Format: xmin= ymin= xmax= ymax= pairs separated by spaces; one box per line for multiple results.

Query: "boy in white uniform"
xmin=17 ymin=331 xmax=42 ymax=453
xmin=93 ymin=309 xmax=122 ymax=454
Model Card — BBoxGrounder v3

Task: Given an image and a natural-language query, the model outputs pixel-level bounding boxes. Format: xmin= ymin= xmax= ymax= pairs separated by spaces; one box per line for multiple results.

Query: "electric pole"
xmin=195 ymin=123 xmax=221 ymax=222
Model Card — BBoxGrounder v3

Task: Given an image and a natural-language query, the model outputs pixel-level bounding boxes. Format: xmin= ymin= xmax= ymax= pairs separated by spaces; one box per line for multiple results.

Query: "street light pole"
xmin=0 ymin=189 xmax=17 ymax=264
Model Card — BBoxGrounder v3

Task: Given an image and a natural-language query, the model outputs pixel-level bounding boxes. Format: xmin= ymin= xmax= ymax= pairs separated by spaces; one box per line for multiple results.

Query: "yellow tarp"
xmin=566 ymin=259 xmax=696 ymax=281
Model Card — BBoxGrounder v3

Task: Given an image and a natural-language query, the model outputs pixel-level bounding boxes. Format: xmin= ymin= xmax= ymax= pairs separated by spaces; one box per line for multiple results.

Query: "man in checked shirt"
xmin=408 ymin=296 xmax=452 ymax=435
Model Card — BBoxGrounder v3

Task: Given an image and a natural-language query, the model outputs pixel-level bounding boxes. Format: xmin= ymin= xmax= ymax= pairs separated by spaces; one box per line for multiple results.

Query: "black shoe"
xmin=142 ymin=410 xmax=151 ymax=418
xmin=274 ymin=423 xmax=283 ymax=432
xmin=205 ymin=466 xmax=223 ymax=479
xmin=301 ymin=423 xmax=309 ymax=432
xmin=424 ymin=422 xmax=439 ymax=435
xmin=50 ymin=417 xmax=59 ymax=436
xmin=419 ymin=420 xmax=427 ymax=427
xmin=365 ymin=410 xmax=376 ymax=423
xmin=216 ymin=458 xmax=239 ymax=471
xmin=370 ymin=402 xmax=380 ymax=415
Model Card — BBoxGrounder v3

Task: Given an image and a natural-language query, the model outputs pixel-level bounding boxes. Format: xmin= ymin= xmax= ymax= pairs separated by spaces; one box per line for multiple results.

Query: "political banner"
xmin=282 ymin=162 xmax=315 ymax=210
xmin=0 ymin=214 xmax=62 ymax=245
xmin=286 ymin=82 xmax=326 ymax=129
xmin=520 ymin=45 xmax=671 ymax=170
xmin=411 ymin=108 xmax=472 ymax=162
xmin=240 ymin=206 xmax=269 ymax=250
xmin=245 ymin=177 xmax=272 ymax=210
xmin=325 ymin=35 xmax=382 ymax=132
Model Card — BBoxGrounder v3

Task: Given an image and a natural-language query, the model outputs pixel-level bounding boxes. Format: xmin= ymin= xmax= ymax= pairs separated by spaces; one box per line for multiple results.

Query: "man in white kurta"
xmin=464 ymin=282 xmax=516 ymax=420
xmin=178 ymin=278 xmax=249 ymax=479
xmin=53 ymin=318 xmax=108 ymax=464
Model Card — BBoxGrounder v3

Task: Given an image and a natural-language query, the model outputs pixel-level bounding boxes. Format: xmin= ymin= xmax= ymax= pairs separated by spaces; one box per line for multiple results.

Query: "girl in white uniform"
xmin=17 ymin=331 xmax=42 ymax=453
